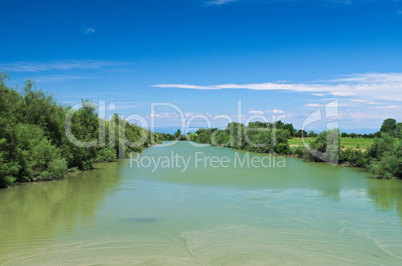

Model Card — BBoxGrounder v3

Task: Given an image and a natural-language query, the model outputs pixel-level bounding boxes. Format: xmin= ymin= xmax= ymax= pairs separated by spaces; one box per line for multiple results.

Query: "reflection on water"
xmin=368 ymin=179 xmax=402 ymax=222
xmin=1 ymin=142 xmax=402 ymax=264
xmin=0 ymin=161 xmax=123 ymax=261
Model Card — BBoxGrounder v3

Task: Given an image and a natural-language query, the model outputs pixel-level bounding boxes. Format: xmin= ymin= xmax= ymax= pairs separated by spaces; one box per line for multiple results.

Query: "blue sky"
xmin=1 ymin=0 xmax=402 ymax=133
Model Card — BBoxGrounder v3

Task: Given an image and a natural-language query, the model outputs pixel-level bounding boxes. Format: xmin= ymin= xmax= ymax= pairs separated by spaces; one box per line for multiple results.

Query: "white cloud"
xmin=112 ymin=102 xmax=146 ymax=110
xmin=349 ymin=99 xmax=376 ymax=105
xmin=150 ymin=111 xmax=179 ymax=119
xmin=32 ymin=75 xmax=100 ymax=83
xmin=304 ymin=103 xmax=323 ymax=108
xmin=249 ymin=109 xmax=285 ymax=115
xmin=272 ymin=109 xmax=285 ymax=114
xmin=249 ymin=110 xmax=265 ymax=115
xmin=0 ymin=60 xmax=130 ymax=73
xmin=152 ymin=72 xmax=402 ymax=102
xmin=327 ymin=72 xmax=402 ymax=83
xmin=373 ymin=105 xmax=402 ymax=109
xmin=84 ymin=27 xmax=95 ymax=35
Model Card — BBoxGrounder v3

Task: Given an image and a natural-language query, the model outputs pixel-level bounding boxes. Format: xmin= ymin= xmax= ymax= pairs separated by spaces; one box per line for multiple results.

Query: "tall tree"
xmin=380 ymin=118 xmax=397 ymax=136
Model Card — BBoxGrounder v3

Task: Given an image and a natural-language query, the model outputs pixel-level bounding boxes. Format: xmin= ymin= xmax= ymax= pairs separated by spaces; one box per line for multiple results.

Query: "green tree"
xmin=397 ymin=123 xmax=402 ymax=138
xmin=306 ymin=129 xmax=340 ymax=163
xmin=309 ymin=130 xmax=317 ymax=138
xmin=380 ymin=118 xmax=397 ymax=136
xmin=0 ymin=75 xmax=157 ymax=187
xmin=367 ymin=133 xmax=402 ymax=179
xmin=296 ymin=129 xmax=308 ymax=138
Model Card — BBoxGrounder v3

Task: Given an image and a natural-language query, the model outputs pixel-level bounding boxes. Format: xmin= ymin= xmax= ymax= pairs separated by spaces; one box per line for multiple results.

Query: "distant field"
xmin=288 ymin=137 xmax=374 ymax=149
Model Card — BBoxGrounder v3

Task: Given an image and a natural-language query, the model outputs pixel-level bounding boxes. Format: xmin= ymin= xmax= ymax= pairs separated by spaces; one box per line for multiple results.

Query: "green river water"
xmin=1 ymin=141 xmax=402 ymax=265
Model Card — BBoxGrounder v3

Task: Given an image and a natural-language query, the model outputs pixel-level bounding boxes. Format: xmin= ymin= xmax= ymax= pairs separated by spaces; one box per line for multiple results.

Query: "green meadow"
xmin=288 ymin=137 xmax=374 ymax=150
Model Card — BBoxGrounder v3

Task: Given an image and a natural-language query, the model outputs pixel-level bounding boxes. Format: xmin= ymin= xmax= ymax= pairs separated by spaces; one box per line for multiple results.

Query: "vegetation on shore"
xmin=288 ymin=137 xmax=374 ymax=150
xmin=0 ymin=74 xmax=160 ymax=188
xmin=188 ymin=119 xmax=402 ymax=179
xmin=1 ymin=74 xmax=401 ymax=187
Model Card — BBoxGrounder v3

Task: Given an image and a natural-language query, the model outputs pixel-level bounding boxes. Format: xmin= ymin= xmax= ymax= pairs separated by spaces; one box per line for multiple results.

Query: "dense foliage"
xmin=0 ymin=75 xmax=159 ymax=188
xmin=188 ymin=121 xmax=293 ymax=154
xmin=366 ymin=133 xmax=402 ymax=179
xmin=191 ymin=118 xmax=402 ymax=179
xmin=157 ymin=129 xmax=186 ymax=141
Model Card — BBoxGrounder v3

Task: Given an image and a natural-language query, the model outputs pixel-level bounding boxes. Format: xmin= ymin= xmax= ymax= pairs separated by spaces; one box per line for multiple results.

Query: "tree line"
xmin=1 ymin=74 xmax=400 ymax=186
xmin=0 ymin=74 xmax=160 ymax=188
xmin=186 ymin=118 xmax=402 ymax=179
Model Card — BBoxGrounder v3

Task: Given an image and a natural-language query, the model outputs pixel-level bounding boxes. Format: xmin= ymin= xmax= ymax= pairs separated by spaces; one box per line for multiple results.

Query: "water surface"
xmin=1 ymin=141 xmax=402 ymax=265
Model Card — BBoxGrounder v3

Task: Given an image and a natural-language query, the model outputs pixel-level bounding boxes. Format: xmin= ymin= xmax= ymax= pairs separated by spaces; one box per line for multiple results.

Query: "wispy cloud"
xmin=249 ymin=109 xmax=285 ymax=115
xmin=304 ymin=103 xmax=323 ymax=108
xmin=83 ymin=27 xmax=95 ymax=35
xmin=373 ymin=105 xmax=402 ymax=109
xmin=152 ymin=72 xmax=402 ymax=102
xmin=326 ymin=72 xmax=402 ymax=83
xmin=0 ymin=60 xmax=131 ymax=73
xmin=205 ymin=0 xmax=239 ymax=6
xmin=112 ymin=102 xmax=147 ymax=110
xmin=249 ymin=110 xmax=265 ymax=115
xmin=348 ymin=99 xmax=376 ymax=105
xmin=272 ymin=109 xmax=285 ymax=114
xmin=32 ymin=75 xmax=100 ymax=83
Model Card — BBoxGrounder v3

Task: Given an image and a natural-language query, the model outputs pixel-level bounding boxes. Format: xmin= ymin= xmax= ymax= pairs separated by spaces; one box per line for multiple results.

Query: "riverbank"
xmin=187 ymin=122 xmax=402 ymax=179
xmin=0 ymin=143 xmax=162 ymax=189
xmin=211 ymin=142 xmax=368 ymax=172
xmin=0 ymin=77 xmax=161 ymax=188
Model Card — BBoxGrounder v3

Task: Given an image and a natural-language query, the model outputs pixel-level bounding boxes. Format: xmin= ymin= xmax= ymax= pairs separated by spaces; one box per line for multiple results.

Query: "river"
xmin=1 ymin=141 xmax=402 ymax=264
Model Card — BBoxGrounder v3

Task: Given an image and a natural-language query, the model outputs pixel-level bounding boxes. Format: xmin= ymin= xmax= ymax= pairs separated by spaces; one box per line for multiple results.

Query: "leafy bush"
xmin=291 ymin=145 xmax=306 ymax=157
xmin=95 ymin=147 xmax=117 ymax=163
xmin=276 ymin=143 xmax=290 ymax=154
xmin=11 ymin=123 xmax=68 ymax=182
xmin=339 ymin=148 xmax=368 ymax=167
xmin=367 ymin=135 xmax=402 ymax=179
xmin=0 ymin=75 xmax=155 ymax=187
xmin=304 ymin=129 xmax=340 ymax=163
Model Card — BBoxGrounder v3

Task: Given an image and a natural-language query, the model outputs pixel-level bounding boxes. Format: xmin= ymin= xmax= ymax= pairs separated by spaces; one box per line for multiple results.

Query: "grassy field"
xmin=288 ymin=137 xmax=374 ymax=150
